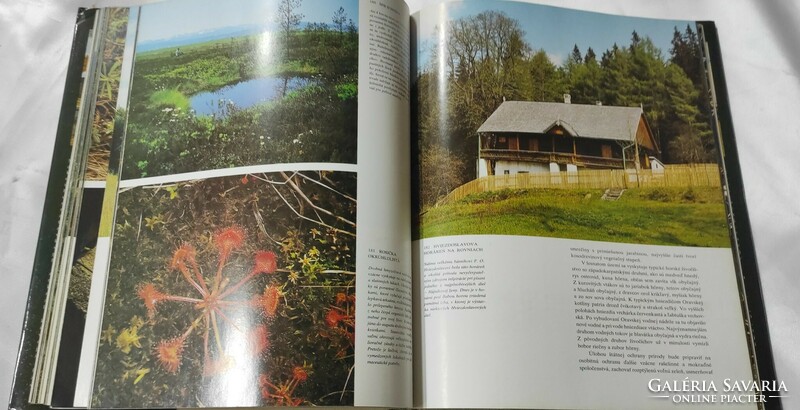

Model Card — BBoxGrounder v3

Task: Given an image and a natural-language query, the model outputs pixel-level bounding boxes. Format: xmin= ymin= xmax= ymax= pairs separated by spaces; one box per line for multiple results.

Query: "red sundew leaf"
xmin=325 ymin=309 xmax=343 ymax=328
xmin=257 ymin=285 xmax=281 ymax=318
xmin=292 ymin=366 xmax=308 ymax=383
xmin=170 ymin=243 xmax=197 ymax=272
xmin=155 ymin=336 xmax=185 ymax=373
xmin=214 ymin=226 xmax=245 ymax=258
xmin=137 ymin=283 xmax=166 ymax=318
xmin=252 ymin=251 xmax=278 ymax=275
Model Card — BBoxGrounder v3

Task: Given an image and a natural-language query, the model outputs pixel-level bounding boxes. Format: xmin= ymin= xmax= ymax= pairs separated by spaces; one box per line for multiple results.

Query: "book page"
xmin=414 ymin=237 xmax=755 ymax=409
xmin=48 ymin=9 xmax=130 ymax=406
xmin=354 ymin=0 xmax=413 ymax=407
xmin=413 ymin=1 xmax=757 ymax=408
xmin=69 ymin=0 xmax=411 ymax=407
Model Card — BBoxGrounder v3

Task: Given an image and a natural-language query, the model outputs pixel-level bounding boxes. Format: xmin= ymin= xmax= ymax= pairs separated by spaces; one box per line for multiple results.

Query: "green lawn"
xmin=418 ymin=187 xmax=731 ymax=247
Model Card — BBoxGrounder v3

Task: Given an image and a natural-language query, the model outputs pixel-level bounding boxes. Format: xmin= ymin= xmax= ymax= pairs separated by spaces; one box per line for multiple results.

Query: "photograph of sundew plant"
xmin=122 ymin=0 xmax=358 ymax=179
xmin=92 ymin=171 xmax=356 ymax=408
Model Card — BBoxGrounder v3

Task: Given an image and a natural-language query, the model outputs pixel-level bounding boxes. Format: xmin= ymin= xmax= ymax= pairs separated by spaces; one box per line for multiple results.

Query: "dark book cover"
xmin=698 ymin=21 xmax=781 ymax=410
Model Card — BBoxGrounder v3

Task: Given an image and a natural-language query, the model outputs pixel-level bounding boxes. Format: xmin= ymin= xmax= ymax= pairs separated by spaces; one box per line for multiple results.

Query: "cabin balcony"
xmin=479 ymin=149 xmax=632 ymax=169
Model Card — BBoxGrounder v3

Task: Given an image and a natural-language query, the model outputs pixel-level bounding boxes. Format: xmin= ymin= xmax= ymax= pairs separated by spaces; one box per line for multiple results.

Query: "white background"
xmin=1 ymin=0 xmax=798 ymax=408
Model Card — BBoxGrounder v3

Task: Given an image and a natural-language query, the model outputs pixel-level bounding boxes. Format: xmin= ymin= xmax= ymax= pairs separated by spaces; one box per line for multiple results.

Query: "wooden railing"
xmin=438 ymin=164 xmax=721 ymax=205
xmin=480 ymin=149 xmax=629 ymax=168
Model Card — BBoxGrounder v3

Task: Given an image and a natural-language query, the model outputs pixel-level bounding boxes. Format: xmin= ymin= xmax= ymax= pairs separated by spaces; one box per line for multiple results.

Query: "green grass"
xmin=147 ymin=89 xmax=190 ymax=111
xmin=418 ymin=186 xmax=731 ymax=247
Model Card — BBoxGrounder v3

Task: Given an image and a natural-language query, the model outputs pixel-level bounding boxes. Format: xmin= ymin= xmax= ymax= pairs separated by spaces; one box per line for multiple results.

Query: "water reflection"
xmin=190 ymin=76 xmax=310 ymax=116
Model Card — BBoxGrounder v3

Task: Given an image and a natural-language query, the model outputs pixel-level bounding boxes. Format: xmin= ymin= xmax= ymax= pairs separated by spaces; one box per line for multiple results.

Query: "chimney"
xmin=563 ymin=93 xmax=571 ymax=104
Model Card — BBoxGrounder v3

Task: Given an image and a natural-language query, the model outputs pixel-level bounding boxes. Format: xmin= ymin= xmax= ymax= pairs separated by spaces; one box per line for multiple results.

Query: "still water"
xmin=190 ymin=76 xmax=308 ymax=116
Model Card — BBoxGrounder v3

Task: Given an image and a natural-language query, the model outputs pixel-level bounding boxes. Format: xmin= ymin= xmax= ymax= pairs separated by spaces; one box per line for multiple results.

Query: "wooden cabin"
xmin=477 ymin=100 xmax=660 ymax=177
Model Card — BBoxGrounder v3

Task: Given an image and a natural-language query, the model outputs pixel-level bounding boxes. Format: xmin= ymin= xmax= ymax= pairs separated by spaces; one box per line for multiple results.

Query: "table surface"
xmin=1 ymin=0 xmax=798 ymax=407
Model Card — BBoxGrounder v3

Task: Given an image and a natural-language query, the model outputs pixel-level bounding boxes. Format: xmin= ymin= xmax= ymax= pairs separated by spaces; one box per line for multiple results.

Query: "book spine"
xmin=8 ymin=8 xmax=97 ymax=410
xmin=697 ymin=21 xmax=782 ymax=410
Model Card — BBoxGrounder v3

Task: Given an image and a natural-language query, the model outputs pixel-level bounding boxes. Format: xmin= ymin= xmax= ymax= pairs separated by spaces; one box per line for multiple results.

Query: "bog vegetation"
xmin=123 ymin=2 xmax=358 ymax=179
xmin=94 ymin=171 xmax=357 ymax=407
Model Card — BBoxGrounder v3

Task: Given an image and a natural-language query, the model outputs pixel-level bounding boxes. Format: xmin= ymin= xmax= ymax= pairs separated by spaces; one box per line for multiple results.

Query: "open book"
xmin=9 ymin=0 xmax=780 ymax=408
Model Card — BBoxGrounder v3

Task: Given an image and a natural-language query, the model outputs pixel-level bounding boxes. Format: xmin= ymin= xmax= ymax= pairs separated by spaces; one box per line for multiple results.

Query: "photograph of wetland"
xmin=122 ymin=0 xmax=358 ymax=179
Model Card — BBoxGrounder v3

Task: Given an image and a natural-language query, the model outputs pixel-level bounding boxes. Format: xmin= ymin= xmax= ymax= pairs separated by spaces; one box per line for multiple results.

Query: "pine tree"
xmin=570 ymin=44 xmax=583 ymax=65
xmin=670 ymin=24 xmax=703 ymax=89
xmin=584 ymin=47 xmax=597 ymax=65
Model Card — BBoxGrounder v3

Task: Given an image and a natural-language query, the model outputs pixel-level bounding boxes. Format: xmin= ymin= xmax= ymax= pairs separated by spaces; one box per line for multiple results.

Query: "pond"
xmin=190 ymin=76 xmax=309 ymax=116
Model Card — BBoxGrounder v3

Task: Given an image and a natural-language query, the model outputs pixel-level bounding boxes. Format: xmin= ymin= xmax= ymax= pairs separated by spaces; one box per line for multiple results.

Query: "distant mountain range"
xmin=137 ymin=20 xmax=348 ymax=53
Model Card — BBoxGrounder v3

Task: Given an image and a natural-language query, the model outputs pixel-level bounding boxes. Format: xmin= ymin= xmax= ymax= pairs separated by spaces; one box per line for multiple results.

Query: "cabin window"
xmin=496 ymin=136 xmax=509 ymax=149
xmin=503 ymin=170 xmax=510 ymax=175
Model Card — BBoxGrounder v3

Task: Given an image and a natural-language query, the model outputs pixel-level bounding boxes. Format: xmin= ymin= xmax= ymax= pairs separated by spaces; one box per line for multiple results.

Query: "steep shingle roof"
xmin=477 ymin=101 xmax=644 ymax=142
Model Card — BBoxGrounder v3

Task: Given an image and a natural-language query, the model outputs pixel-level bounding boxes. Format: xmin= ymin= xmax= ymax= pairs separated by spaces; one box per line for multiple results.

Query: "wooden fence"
xmin=439 ymin=164 xmax=721 ymax=205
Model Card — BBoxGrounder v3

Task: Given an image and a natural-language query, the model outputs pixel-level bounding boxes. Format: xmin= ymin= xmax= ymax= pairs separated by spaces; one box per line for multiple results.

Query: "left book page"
xmin=44 ymin=0 xmax=413 ymax=408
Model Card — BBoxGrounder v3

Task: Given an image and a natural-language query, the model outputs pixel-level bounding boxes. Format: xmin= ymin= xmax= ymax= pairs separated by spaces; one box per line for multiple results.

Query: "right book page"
xmin=412 ymin=1 xmax=761 ymax=408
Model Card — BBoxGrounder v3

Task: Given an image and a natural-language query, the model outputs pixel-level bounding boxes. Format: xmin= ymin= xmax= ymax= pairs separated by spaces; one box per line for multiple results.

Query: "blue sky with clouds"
xmin=418 ymin=0 xmax=693 ymax=67
xmin=137 ymin=0 xmax=358 ymax=45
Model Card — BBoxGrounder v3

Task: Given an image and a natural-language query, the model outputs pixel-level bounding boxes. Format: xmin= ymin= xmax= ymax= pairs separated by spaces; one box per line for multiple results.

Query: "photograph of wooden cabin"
xmin=476 ymin=97 xmax=662 ymax=178
xmin=413 ymin=1 xmax=731 ymax=246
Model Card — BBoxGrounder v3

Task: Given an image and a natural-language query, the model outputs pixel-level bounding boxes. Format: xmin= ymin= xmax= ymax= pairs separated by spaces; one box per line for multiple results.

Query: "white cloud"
xmin=547 ymin=52 xmax=565 ymax=67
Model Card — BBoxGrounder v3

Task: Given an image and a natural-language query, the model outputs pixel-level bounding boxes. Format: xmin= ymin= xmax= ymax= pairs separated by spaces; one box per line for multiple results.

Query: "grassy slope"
xmin=419 ymin=187 xmax=731 ymax=247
